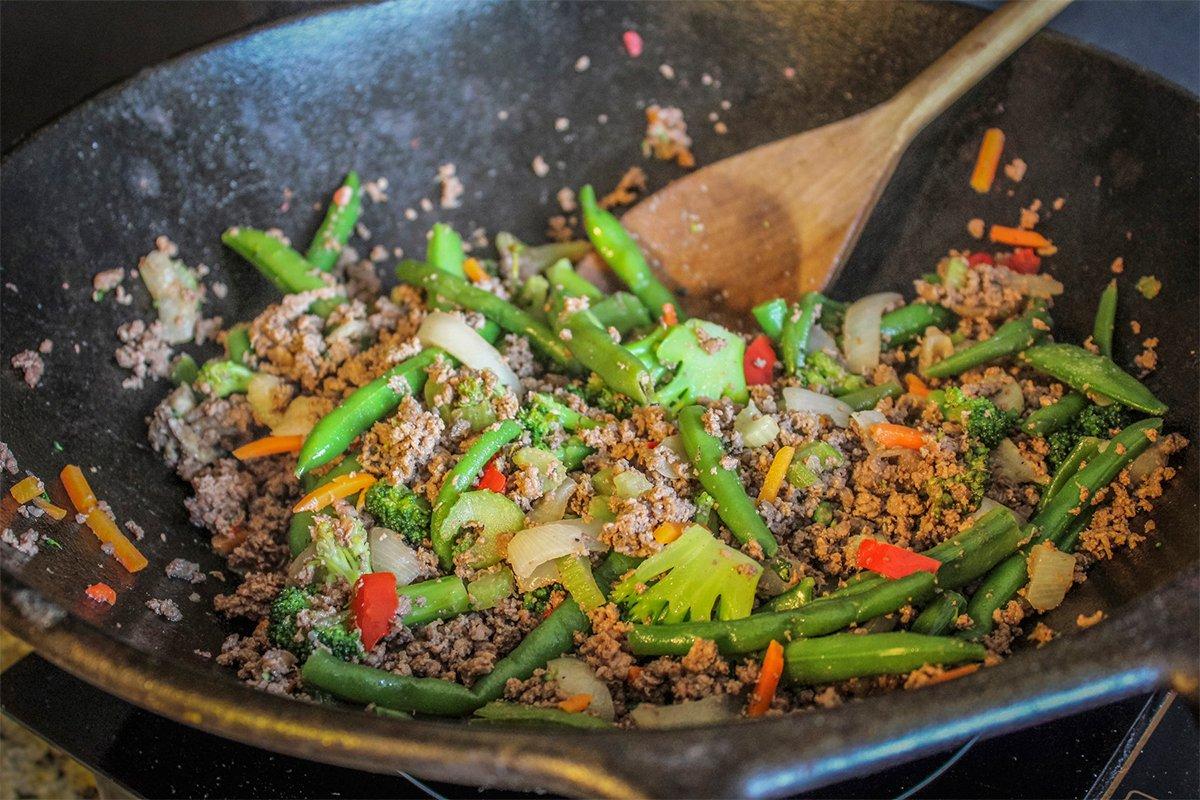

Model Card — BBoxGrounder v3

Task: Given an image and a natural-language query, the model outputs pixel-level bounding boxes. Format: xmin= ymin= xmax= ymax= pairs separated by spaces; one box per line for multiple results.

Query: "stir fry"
xmin=129 ymin=171 xmax=1186 ymax=728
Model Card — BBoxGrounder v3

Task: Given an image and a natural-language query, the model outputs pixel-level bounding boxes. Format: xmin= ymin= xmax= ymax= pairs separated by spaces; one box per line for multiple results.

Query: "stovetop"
xmin=1 ymin=652 xmax=1196 ymax=799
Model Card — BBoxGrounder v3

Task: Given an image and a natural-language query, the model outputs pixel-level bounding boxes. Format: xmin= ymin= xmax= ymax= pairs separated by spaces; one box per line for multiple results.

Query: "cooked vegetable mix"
xmin=105 ymin=168 xmax=1184 ymax=729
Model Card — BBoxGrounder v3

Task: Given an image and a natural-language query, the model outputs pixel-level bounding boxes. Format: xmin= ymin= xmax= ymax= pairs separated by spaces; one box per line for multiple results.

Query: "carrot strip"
xmin=925 ymin=662 xmax=982 ymax=686
xmin=970 ymin=128 xmax=1005 ymax=193
xmin=660 ymin=303 xmax=679 ymax=326
xmin=757 ymin=445 xmax=796 ymax=503
xmin=462 ymin=257 xmax=488 ymax=283
xmin=293 ymin=473 xmax=376 ymax=513
xmin=653 ymin=521 xmax=685 ymax=545
xmin=233 ymin=435 xmax=304 ymax=461
xmin=84 ymin=508 xmax=148 ymax=573
xmin=871 ymin=422 xmax=926 ymax=450
xmin=85 ymin=582 xmax=117 ymax=605
xmin=989 ymin=225 xmax=1051 ymax=249
xmin=60 ymin=465 xmax=97 ymax=513
xmin=556 ymin=694 xmax=593 ymax=713
xmin=748 ymin=640 xmax=785 ymax=717
xmin=10 ymin=475 xmax=44 ymax=504
xmin=904 ymin=374 xmax=930 ymax=398
xmin=32 ymin=497 xmax=68 ymax=520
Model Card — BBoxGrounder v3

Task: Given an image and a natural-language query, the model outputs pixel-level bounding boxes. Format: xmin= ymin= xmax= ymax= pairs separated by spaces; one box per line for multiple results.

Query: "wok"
xmin=1 ymin=2 xmax=1196 ymax=797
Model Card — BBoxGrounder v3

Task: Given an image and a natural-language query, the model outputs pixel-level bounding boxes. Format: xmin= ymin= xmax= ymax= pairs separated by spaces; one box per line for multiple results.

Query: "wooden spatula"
xmin=618 ymin=0 xmax=1070 ymax=319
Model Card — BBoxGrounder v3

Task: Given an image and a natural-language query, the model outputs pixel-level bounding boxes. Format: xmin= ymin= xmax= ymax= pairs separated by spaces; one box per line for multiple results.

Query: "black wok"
xmin=1 ymin=2 xmax=1197 ymax=797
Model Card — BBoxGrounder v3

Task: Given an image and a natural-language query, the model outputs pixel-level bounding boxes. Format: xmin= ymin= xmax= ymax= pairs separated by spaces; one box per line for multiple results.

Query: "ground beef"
xmin=914 ymin=261 xmax=1060 ymax=321
xmin=10 ymin=349 xmax=44 ymax=388
xmin=217 ymin=623 xmax=302 ymax=696
xmin=359 ymin=396 xmax=444 ymax=485
xmin=147 ymin=387 xmax=256 ymax=480
xmin=629 ymin=638 xmax=749 ymax=704
xmin=600 ymin=166 xmax=648 ymax=209
xmin=247 ymin=288 xmax=343 ymax=391
xmin=0 ymin=441 xmax=17 ymax=474
xmin=214 ymin=572 xmax=285 ymax=620
xmin=642 ymin=105 xmax=694 ymax=167
xmin=114 ymin=319 xmax=173 ymax=389
xmin=165 ymin=558 xmax=205 ymax=583
xmin=1 ymin=528 xmax=39 ymax=557
xmin=145 ymin=598 xmax=183 ymax=622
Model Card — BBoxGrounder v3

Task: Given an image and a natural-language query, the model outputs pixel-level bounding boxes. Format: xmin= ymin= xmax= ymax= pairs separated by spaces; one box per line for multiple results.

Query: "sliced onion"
xmin=271 ymin=396 xmax=329 ymax=437
xmin=918 ymin=326 xmax=955 ymax=375
xmin=613 ymin=468 xmax=653 ymax=499
xmin=1006 ymin=271 xmax=1064 ymax=298
xmin=546 ymin=657 xmax=615 ymax=721
xmin=247 ymin=372 xmax=290 ymax=428
xmin=990 ymin=438 xmax=1047 ymax=485
xmin=783 ymin=387 xmax=852 ymax=427
xmin=527 ymin=477 xmax=578 ymax=525
xmin=325 ymin=318 xmax=371 ymax=346
xmin=140 ymin=249 xmax=201 ymax=344
xmin=629 ymin=695 xmax=738 ymax=729
xmin=843 ymin=292 xmax=902 ymax=374
xmin=369 ymin=527 xmax=423 ymax=586
xmin=993 ymin=381 xmax=1026 ymax=414
xmin=807 ymin=324 xmax=838 ymax=354
xmin=1026 ymin=542 xmax=1075 ymax=612
xmin=656 ymin=434 xmax=685 ymax=460
xmin=418 ymin=311 xmax=523 ymax=398
xmin=506 ymin=519 xmax=606 ymax=591
xmin=1128 ymin=442 xmax=1168 ymax=485
xmin=735 ymin=402 xmax=780 ymax=448
xmin=972 ymin=496 xmax=1027 ymax=523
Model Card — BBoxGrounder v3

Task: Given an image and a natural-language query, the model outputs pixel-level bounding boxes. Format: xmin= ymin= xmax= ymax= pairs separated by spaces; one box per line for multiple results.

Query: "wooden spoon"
xmin=617 ymin=0 xmax=1070 ymax=319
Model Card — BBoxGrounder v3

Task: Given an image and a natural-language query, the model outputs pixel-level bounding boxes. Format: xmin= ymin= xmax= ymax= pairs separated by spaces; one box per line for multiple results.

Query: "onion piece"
xmin=990 ymin=438 xmax=1048 ymax=485
xmin=1006 ymin=271 xmax=1064 ymax=298
xmin=918 ymin=326 xmax=955 ymax=376
xmin=807 ymin=324 xmax=837 ymax=354
xmin=1128 ymin=442 xmax=1168 ymax=485
xmin=506 ymin=519 xmax=606 ymax=591
xmin=971 ymin=496 xmax=1027 ymax=524
xmin=369 ymin=527 xmax=423 ymax=586
xmin=417 ymin=311 xmax=523 ymax=398
xmin=851 ymin=410 xmax=888 ymax=456
xmin=843 ymin=292 xmax=902 ymax=374
xmin=993 ymin=381 xmax=1026 ymax=414
xmin=546 ymin=657 xmax=615 ymax=721
xmin=139 ymin=249 xmax=201 ymax=344
xmin=271 ymin=396 xmax=329 ymax=437
xmin=246 ymin=372 xmax=290 ymax=429
xmin=527 ymin=477 xmax=578 ymax=525
xmin=629 ymin=695 xmax=738 ymax=729
xmin=1026 ymin=542 xmax=1075 ymax=612
xmin=734 ymin=402 xmax=780 ymax=448
xmin=782 ymin=387 xmax=852 ymax=427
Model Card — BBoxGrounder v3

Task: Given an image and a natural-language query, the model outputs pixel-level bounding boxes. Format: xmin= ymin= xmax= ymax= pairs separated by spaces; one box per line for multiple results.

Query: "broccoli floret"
xmin=652 ymin=319 xmax=748 ymax=411
xmin=927 ymin=441 xmax=990 ymax=514
xmin=610 ymin=525 xmax=762 ymax=623
xmin=1046 ymin=403 xmax=1131 ymax=471
xmin=424 ymin=372 xmax=497 ymax=432
xmin=578 ymin=375 xmax=638 ymax=418
xmin=363 ymin=481 xmax=431 ymax=546
xmin=517 ymin=392 xmax=590 ymax=448
xmin=195 ymin=358 xmax=254 ymax=398
xmin=522 ymin=585 xmax=559 ymax=615
xmin=267 ymin=586 xmax=363 ymax=661
xmin=935 ymin=386 xmax=1016 ymax=449
xmin=311 ymin=514 xmax=371 ymax=585
xmin=796 ymin=350 xmax=868 ymax=396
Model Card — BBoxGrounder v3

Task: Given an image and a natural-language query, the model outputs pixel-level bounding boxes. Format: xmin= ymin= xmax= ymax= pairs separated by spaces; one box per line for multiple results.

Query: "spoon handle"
xmin=890 ymin=0 xmax=1071 ymax=142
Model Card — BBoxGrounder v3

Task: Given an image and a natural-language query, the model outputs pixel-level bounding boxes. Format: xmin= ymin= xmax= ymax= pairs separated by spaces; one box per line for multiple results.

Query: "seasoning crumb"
xmin=642 ymin=105 xmax=694 ymax=168
xmin=10 ymin=350 xmax=44 ymax=388
xmin=1003 ymin=158 xmax=1027 ymax=183
xmin=531 ymin=155 xmax=550 ymax=178
xmin=124 ymin=520 xmax=145 ymax=541
xmin=574 ymin=55 xmax=591 ymax=72
xmin=967 ymin=218 xmax=985 ymax=239
xmin=1130 ymin=319 xmax=1142 ymax=334
xmin=1029 ymin=622 xmax=1055 ymax=646
xmin=556 ymin=187 xmax=577 ymax=213
xmin=783 ymin=66 xmax=796 ymax=80
xmin=1135 ymin=275 xmax=1161 ymax=299
xmin=437 ymin=163 xmax=463 ymax=209
xmin=658 ymin=63 xmax=675 ymax=80
xmin=419 ymin=197 xmax=434 ymax=213
xmin=1110 ymin=256 xmax=1124 ymax=274
xmin=1076 ymin=609 xmax=1105 ymax=629
xmin=714 ymin=121 xmax=728 ymax=135
xmin=1052 ymin=197 xmax=1065 ymax=211
xmin=600 ymin=166 xmax=648 ymax=209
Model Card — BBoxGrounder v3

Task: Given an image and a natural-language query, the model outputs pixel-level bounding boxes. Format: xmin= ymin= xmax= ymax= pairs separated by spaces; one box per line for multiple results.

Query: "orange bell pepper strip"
xmin=557 ymin=694 xmax=593 ymax=713
xmin=85 ymin=582 xmax=117 ymax=605
xmin=85 ymin=508 xmax=148 ymax=573
xmin=989 ymin=225 xmax=1051 ymax=249
xmin=871 ymin=422 xmax=926 ymax=450
xmin=748 ymin=640 xmax=785 ymax=717
xmin=904 ymin=374 xmax=930 ymax=398
xmin=462 ymin=257 xmax=488 ymax=283
xmin=60 ymin=465 xmax=97 ymax=513
xmin=293 ymin=472 xmax=376 ymax=513
xmin=970 ymin=128 xmax=1004 ymax=193
xmin=10 ymin=475 xmax=45 ymax=504
xmin=32 ymin=497 xmax=68 ymax=520
xmin=757 ymin=446 xmax=795 ymax=503
xmin=233 ymin=435 xmax=304 ymax=461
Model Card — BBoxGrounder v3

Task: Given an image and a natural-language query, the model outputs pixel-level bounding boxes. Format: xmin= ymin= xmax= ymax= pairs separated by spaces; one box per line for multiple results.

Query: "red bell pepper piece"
xmin=743 ymin=335 xmax=777 ymax=386
xmin=475 ymin=456 xmax=506 ymax=493
xmin=351 ymin=572 xmax=399 ymax=651
xmin=966 ymin=251 xmax=994 ymax=267
xmin=856 ymin=539 xmax=941 ymax=579
xmin=1006 ymin=248 xmax=1042 ymax=274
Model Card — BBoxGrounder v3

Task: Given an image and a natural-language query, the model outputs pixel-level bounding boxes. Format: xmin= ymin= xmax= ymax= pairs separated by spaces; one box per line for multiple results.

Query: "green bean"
xmin=496 ymin=231 xmax=592 ymax=279
xmin=1021 ymin=343 xmax=1166 ymax=415
xmin=677 ymin=404 xmax=778 ymax=557
xmin=825 ymin=573 xmax=885 ymax=599
xmin=911 ymin=591 xmax=966 ymax=636
xmin=589 ymin=292 xmax=651 ymax=335
xmin=593 ymin=551 xmax=643 ymax=593
xmin=559 ymin=310 xmax=652 ymax=402
xmin=546 ymin=258 xmax=605 ymax=302
xmin=170 ymin=354 xmax=199 ymax=386
xmin=579 ymin=185 xmax=683 ymax=322
xmin=923 ymin=506 xmax=1026 ymax=589
xmin=780 ymin=292 xmax=825 ymax=372
xmin=399 ymin=575 xmax=471 ymax=626
xmin=471 ymin=598 xmax=590 ymax=701
xmin=289 ymin=455 xmax=363 ymax=555
xmin=762 ymin=577 xmax=816 ymax=613
xmin=296 ymin=346 xmax=448 ymax=477
xmin=557 ymin=437 xmax=593 ymax=471
xmin=1092 ymin=280 xmax=1118 ymax=359
xmin=923 ymin=306 xmax=1050 ymax=378
xmin=1037 ymin=436 xmax=1101 ymax=513
xmin=222 ymin=227 xmax=344 ymax=317
xmin=302 ymin=649 xmax=481 ymax=716
xmin=431 ymin=420 xmax=523 ymax=567
xmin=1021 ymin=391 xmax=1087 ymax=437
xmin=839 ymin=381 xmax=903 ymax=411
xmin=225 ymin=324 xmax=252 ymax=365
xmin=752 ymin=298 xmax=788 ymax=340
xmin=396 ymin=260 xmax=573 ymax=368
xmin=305 ymin=171 xmax=361 ymax=272
xmin=471 ymin=701 xmax=611 ymax=728
xmin=783 ymin=632 xmax=986 ymax=685
xmin=427 ymin=222 xmax=466 ymax=277
xmin=961 ymin=418 xmax=1162 ymax=640
xmin=881 ymin=303 xmax=955 ymax=348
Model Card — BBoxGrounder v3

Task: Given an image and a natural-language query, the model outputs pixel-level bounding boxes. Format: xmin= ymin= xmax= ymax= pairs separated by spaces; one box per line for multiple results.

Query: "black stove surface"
xmin=2 ymin=652 xmax=1196 ymax=799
